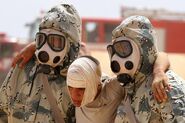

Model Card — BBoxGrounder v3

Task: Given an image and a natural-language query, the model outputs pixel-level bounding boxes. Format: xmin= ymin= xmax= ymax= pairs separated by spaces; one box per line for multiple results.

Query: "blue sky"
xmin=0 ymin=0 xmax=185 ymax=39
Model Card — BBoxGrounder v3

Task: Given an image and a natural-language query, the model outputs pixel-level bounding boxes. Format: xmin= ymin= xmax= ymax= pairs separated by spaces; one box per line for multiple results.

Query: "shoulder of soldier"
xmin=101 ymin=74 xmax=124 ymax=95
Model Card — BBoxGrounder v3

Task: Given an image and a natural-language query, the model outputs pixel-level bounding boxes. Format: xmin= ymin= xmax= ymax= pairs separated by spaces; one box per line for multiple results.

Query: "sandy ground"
xmin=91 ymin=50 xmax=185 ymax=79
xmin=168 ymin=53 xmax=185 ymax=79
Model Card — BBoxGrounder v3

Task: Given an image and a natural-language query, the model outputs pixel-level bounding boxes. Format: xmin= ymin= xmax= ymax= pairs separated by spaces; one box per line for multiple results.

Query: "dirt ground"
xmin=91 ymin=50 xmax=185 ymax=79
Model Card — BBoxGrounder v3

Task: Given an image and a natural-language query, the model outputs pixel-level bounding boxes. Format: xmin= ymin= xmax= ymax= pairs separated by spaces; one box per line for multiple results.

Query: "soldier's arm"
xmin=152 ymin=52 xmax=171 ymax=102
xmin=156 ymin=70 xmax=185 ymax=122
xmin=0 ymin=110 xmax=8 ymax=123
xmin=0 ymin=68 xmax=15 ymax=121
xmin=12 ymin=41 xmax=36 ymax=68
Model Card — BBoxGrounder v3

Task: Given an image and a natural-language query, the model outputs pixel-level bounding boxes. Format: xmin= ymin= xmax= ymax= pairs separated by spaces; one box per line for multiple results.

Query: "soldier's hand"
xmin=12 ymin=42 xmax=36 ymax=68
xmin=152 ymin=70 xmax=171 ymax=103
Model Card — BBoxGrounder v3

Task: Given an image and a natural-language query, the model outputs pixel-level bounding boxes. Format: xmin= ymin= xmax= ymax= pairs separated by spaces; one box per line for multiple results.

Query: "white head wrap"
xmin=67 ymin=57 xmax=101 ymax=107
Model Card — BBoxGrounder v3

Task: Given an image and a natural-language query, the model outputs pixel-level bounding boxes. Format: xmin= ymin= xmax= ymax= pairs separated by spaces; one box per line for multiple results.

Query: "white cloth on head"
xmin=67 ymin=57 xmax=101 ymax=107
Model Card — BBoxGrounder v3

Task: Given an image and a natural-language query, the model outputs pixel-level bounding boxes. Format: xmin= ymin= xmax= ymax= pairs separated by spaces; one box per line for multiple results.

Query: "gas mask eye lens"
xmin=48 ymin=34 xmax=66 ymax=52
xmin=35 ymin=33 xmax=46 ymax=49
xmin=114 ymin=40 xmax=132 ymax=58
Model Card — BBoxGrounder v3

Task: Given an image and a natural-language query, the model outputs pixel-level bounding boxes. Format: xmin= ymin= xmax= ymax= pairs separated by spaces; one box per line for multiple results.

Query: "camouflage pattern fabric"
xmin=0 ymin=3 xmax=81 ymax=123
xmin=112 ymin=15 xmax=185 ymax=123
xmin=38 ymin=3 xmax=81 ymax=76
xmin=0 ymin=58 xmax=75 ymax=123
xmin=131 ymin=70 xmax=185 ymax=123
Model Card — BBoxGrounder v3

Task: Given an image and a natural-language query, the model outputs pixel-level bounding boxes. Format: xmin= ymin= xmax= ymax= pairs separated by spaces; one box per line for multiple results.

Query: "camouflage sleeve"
xmin=0 ymin=68 xmax=16 ymax=121
xmin=155 ymin=70 xmax=185 ymax=122
xmin=0 ymin=110 xmax=8 ymax=123
xmin=166 ymin=70 xmax=185 ymax=122
xmin=0 ymin=67 xmax=17 ymax=113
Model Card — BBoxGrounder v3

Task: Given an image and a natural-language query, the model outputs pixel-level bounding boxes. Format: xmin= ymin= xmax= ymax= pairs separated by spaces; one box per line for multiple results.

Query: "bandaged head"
xmin=67 ymin=56 xmax=101 ymax=107
xmin=35 ymin=3 xmax=81 ymax=69
xmin=107 ymin=15 xmax=158 ymax=89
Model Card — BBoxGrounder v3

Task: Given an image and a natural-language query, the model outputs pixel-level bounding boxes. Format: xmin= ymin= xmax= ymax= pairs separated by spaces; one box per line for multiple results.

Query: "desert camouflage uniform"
xmin=0 ymin=58 xmax=75 ymax=123
xmin=131 ymin=70 xmax=185 ymax=123
xmin=112 ymin=15 xmax=185 ymax=123
xmin=0 ymin=3 xmax=81 ymax=123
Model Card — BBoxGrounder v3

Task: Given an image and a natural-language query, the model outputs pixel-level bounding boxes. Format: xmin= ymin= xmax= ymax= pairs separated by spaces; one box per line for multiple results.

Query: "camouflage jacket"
xmin=0 ymin=58 xmax=75 ymax=123
xmin=130 ymin=70 xmax=185 ymax=123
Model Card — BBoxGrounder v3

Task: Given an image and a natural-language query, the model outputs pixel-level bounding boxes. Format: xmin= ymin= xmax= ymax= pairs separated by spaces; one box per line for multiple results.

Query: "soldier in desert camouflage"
xmin=108 ymin=15 xmax=185 ymax=123
xmin=0 ymin=3 xmax=81 ymax=123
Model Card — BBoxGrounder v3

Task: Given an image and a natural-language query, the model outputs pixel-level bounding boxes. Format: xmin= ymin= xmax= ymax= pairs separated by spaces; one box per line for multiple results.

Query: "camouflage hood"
xmin=112 ymin=15 xmax=158 ymax=90
xmin=39 ymin=3 xmax=81 ymax=43
xmin=37 ymin=3 xmax=82 ymax=76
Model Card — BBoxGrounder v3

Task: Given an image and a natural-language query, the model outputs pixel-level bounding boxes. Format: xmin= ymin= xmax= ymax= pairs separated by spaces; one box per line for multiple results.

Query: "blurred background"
xmin=0 ymin=0 xmax=185 ymax=84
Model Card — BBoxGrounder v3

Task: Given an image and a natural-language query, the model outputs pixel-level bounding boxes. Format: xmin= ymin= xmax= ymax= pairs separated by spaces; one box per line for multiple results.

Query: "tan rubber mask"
xmin=108 ymin=15 xmax=158 ymax=89
xmin=108 ymin=36 xmax=140 ymax=86
xmin=35 ymin=29 xmax=68 ymax=68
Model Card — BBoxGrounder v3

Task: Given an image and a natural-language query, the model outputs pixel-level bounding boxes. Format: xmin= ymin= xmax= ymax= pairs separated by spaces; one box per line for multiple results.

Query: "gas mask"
xmin=108 ymin=15 xmax=158 ymax=90
xmin=107 ymin=37 xmax=140 ymax=86
xmin=34 ymin=3 xmax=82 ymax=74
xmin=35 ymin=29 xmax=68 ymax=68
